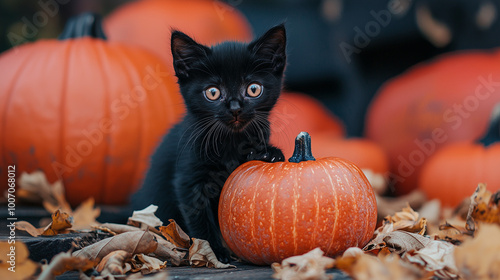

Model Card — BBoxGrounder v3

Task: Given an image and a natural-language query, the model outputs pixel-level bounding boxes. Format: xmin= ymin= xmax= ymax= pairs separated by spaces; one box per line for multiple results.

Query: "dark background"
xmin=2 ymin=0 xmax=500 ymax=136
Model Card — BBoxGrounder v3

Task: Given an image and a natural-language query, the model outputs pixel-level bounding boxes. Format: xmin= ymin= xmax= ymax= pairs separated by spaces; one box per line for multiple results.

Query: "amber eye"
xmin=246 ymin=83 xmax=262 ymax=97
xmin=204 ymin=87 xmax=221 ymax=101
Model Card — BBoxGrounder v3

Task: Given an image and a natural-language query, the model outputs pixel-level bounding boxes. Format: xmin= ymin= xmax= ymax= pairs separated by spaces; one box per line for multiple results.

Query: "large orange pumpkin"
xmin=0 ymin=13 xmax=185 ymax=205
xmin=366 ymin=50 xmax=500 ymax=195
xmin=270 ymin=91 xmax=345 ymax=155
xmin=419 ymin=105 xmax=500 ymax=207
xmin=219 ymin=132 xmax=377 ymax=265
xmin=104 ymin=0 xmax=252 ymax=73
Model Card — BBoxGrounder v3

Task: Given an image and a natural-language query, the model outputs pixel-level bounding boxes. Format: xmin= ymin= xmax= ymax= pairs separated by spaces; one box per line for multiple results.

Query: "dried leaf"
xmin=159 ymin=219 xmax=190 ymax=249
xmin=271 ymin=248 xmax=335 ymax=280
xmin=0 ymin=241 xmax=38 ymax=280
xmin=364 ymin=231 xmax=431 ymax=255
xmin=73 ymin=230 xmax=158 ymax=262
xmin=154 ymin=237 xmax=188 ymax=267
xmin=97 ymin=223 xmax=142 ymax=234
xmin=466 ymin=184 xmax=500 ymax=231
xmin=37 ymin=251 xmax=95 ymax=280
xmin=15 ymin=220 xmax=43 ymax=237
xmin=97 ymin=223 xmax=188 ymax=266
xmin=189 ymin=238 xmax=235 ymax=268
xmin=432 ymin=222 xmax=472 ymax=245
xmin=42 ymin=209 xmax=73 ymax=236
xmin=18 ymin=171 xmax=68 ymax=210
xmin=454 ymin=224 xmax=500 ymax=279
xmin=130 ymin=254 xmax=167 ymax=275
xmin=128 ymin=205 xmax=163 ymax=229
xmin=403 ymin=240 xmax=458 ymax=278
xmin=96 ymin=250 xmax=132 ymax=276
xmin=72 ymin=197 xmax=101 ymax=230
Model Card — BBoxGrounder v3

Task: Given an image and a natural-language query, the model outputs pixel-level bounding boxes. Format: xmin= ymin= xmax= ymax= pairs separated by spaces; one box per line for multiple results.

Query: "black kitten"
xmin=132 ymin=25 xmax=287 ymax=262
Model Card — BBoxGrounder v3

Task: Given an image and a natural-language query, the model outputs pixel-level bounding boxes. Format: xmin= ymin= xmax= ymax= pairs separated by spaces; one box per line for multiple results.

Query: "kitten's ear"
xmin=248 ymin=24 xmax=287 ymax=74
xmin=171 ymin=31 xmax=210 ymax=78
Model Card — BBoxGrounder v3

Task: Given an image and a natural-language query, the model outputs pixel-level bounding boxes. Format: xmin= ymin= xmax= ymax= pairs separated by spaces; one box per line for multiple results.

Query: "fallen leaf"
xmin=72 ymin=197 xmax=101 ymax=230
xmin=432 ymin=222 xmax=472 ymax=245
xmin=96 ymin=250 xmax=132 ymax=276
xmin=189 ymin=238 xmax=235 ymax=268
xmin=454 ymin=224 xmax=500 ymax=279
xmin=37 ymin=250 xmax=95 ymax=280
xmin=364 ymin=230 xmax=431 ymax=255
xmin=73 ymin=230 xmax=158 ymax=263
xmin=465 ymin=184 xmax=500 ymax=232
xmin=383 ymin=204 xmax=427 ymax=235
xmin=42 ymin=209 xmax=73 ymax=236
xmin=403 ymin=240 xmax=458 ymax=278
xmin=0 ymin=241 xmax=38 ymax=280
xmin=97 ymin=223 xmax=187 ymax=266
xmin=17 ymin=171 xmax=69 ymax=211
xmin=153 ymin=237 xmax=188 ymax=267
xmin=130 ymin=254 xmax=167 ymax=275
xmin=15 ymin=220 xmax=43 ymax=237
xmin=128 ymin=205 xmax=163 ymax=229
xmin=271 ymin=247 xmax=335 ymax=280
xmin=159 ymin=219 xmax=190 ymax=249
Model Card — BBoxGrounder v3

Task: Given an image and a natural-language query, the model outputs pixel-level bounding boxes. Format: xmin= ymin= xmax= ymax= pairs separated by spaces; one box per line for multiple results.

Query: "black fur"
xmin=132 ymin=25 xmax=287 ymax=262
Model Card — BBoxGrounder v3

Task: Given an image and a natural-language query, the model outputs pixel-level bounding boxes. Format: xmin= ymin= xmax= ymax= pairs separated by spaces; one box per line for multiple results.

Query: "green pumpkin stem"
xmin=288 ymin=132 xmax=316 ymax=163
xmin=479 ymin=103 xmax=500 ymax=146
xmin=58 ymin=12 xmax=107 ymax=40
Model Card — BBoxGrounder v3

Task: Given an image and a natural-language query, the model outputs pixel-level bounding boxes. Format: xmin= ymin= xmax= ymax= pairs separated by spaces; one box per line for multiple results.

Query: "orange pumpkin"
xmin=0 ymin=14 xmax=185 ymax=205
xmin=366 ymin=50 xmax=500 ymax=195
xmin=104 ymin=0 xmax=252 ymax=73
xmin=219 ymin=132 xmax=377 ymax=265
xmin=419 ymin=105 xmax=500 ymax=207
xmin=270 ymin=91 xmax=345 ymax=155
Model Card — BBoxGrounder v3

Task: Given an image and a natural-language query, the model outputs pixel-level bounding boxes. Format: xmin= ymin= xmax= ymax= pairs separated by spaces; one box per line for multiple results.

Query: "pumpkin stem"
xmin=288 ymin=132 xmax=316 ymax=163
xmin=479 ymin=103 xmax=500 ymax=146
xmin=58 ymin=12 xmax=107 ymax=40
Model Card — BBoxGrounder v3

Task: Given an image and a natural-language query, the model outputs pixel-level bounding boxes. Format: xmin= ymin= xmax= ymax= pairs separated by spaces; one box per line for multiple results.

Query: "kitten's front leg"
xmin=175 ymin=179 xmax=231 ymax=263
xmin=247 ymin=145 xmax=285 ymax=163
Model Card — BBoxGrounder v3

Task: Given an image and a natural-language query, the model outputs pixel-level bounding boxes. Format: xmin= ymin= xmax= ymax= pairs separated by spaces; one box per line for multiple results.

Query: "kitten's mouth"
xmin=228 ymin=118 xmax=248 ymax=131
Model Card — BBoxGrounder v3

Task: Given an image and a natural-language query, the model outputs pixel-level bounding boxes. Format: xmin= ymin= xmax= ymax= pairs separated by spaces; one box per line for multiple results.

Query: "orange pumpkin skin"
xmin=366 ymin=50 xmax=500 ymax=195
xmin=270 ymin=92 xmax=345 ymax=155
xmin=219 ymin=134 xmax=377 ymax=265
xmin=0 ymin=17 xmax=184 ymax=205
xmin=105 ymin=0 xmax=252 ymax=73
xmin=419 ymin=142 xmax=500 ymax=207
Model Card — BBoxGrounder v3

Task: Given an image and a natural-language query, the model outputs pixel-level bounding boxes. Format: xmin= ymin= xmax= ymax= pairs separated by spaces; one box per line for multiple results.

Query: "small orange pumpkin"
xmin=105 ymin=0 xmax=252 ymax=73
xmin=419 ymin=105 xmax=500 ymax=207
xmin=219 ymin=132 xmax=377 ymax=265
xmin=0 ymin=14 xmax=184 ymax=205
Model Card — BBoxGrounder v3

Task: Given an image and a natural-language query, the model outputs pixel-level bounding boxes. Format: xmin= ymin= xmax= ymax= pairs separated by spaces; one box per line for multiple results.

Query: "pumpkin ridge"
xmin=59 ymin=41 xmax=72 ymax=184
xmin=269 ymin=164 xmax=279 ymax=264
xmin=1 ymin=44 xmax=39 ymax=168
xmin=292 ymin=162 xmax=298 ymax=256
xmin=340 ymin=159 xmax=363 ymax=246
xmin=317 ymin=159 xmax=339 ymax=254
xmin=250 ymin=163 xmax=265 ymax=264
xmin=95 ymin=41 xmax=112 ymax=203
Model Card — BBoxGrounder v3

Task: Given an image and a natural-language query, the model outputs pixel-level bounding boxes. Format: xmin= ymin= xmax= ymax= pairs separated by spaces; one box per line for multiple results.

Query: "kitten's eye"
xmin=246 ymin=83 xmax=263 ymax=98
xmin=204 ymin=87 xmax=221 ymax=101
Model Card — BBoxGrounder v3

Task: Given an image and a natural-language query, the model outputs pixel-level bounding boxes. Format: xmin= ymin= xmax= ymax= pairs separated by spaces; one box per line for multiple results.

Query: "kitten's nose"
xmin=229 ymin=100 xmax=241 ymax=116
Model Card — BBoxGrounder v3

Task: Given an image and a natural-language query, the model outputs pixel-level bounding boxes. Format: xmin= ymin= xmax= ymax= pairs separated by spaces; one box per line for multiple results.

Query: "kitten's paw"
xmin=247 ymin=147 xmax=285 ymax=163
xmin=213 ymin=246 xmax=232 ymax=264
